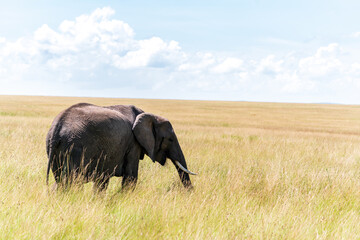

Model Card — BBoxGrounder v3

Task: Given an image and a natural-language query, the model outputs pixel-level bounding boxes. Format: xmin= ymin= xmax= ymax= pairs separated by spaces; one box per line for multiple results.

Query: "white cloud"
xmin=0 ymin=7 xmax=185 ymax=85
xmin=178 ymin=52 xmax=215 ymax=72
xmin=212 ymin=57 xmax=243 ymax=74
xmin=352 ymin=32 xmax=360 ymax=38
xmin=256 ymin=55 xmax=283 ymax=75
xmin=112 ymin=37 xmax=185 ymax=69
xmin=298 ymin=43 xmax=342 ymax=77
xmin=276 ymin=72 xmax=315 ymax=93
xmin=1 ymin=7 xmax=360 ymax=103
xmin=351 ymin=63 xmax=360 ymax=74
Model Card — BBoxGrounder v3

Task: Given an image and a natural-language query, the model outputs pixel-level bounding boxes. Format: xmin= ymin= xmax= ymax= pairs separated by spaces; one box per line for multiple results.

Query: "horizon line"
xmin=0 ymin=94 xmax=354 ymax=106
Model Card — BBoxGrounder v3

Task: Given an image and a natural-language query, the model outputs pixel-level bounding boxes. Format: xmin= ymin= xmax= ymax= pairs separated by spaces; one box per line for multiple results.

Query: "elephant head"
xmin=132 ymin=113 xmax=196 ymax=188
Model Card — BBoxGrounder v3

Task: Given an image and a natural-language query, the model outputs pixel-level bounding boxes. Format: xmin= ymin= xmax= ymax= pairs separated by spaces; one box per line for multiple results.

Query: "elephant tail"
xmin=46 ymin=143 xmax=57 ymax=185
xmin=46 ymin=155 xmax=51 ymax=186
xmin=46 ymin=124 xmax=62 ymax=186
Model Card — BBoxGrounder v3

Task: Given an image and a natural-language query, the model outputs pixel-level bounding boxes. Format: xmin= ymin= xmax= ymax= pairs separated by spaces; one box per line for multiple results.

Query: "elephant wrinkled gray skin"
xmin=46 ymin=103 xmax=196 ymax=191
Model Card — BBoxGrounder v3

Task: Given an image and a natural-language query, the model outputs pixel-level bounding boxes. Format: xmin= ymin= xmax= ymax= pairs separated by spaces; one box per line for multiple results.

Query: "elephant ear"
xmin=132 ymin=113 xmax=156 ymax=161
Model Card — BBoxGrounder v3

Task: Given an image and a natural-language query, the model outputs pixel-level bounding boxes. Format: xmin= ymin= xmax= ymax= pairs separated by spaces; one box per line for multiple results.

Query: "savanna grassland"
xmin=0 ymin=95 xmax=359 ymax=239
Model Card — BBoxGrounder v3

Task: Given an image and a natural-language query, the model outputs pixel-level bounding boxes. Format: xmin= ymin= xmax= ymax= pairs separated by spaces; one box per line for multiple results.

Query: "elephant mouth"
xmin=157 ymin=152 xmax=167 ymax=166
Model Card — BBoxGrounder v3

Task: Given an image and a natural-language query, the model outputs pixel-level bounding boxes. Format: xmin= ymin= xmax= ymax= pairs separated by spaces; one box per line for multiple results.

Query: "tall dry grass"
xmin=0 ymin=95 xmax=359 ymax=239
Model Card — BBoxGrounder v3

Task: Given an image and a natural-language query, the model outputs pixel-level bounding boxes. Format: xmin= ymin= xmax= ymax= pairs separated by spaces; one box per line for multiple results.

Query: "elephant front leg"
xmin=122 ymin=156 xmax=139 ymax=190
xmin=122 ymin=175 xmax=137 ymax=190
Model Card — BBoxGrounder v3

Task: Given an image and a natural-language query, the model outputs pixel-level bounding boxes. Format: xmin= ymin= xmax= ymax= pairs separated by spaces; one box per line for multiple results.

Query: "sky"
xmin=1 ymin=0 xmax=360 ymax=103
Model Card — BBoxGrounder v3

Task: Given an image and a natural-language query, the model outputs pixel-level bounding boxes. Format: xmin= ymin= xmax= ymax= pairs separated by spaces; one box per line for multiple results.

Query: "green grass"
xmin=0 ymin=95 xmax=359 ymax=239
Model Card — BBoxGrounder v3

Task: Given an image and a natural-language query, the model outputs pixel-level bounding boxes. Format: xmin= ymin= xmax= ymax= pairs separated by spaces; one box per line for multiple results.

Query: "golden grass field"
xmin=0 ymin=95 xmax=359 ymax=239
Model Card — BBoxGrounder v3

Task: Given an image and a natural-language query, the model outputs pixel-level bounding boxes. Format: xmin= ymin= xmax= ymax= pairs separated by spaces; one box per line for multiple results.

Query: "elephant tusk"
xmin=175 ymin=161 xmax=197 ymax=175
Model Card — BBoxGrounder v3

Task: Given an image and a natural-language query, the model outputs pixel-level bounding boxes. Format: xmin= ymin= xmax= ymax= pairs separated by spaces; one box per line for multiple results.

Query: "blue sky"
xmin=1 ymin=0 xmax=360 ymax=103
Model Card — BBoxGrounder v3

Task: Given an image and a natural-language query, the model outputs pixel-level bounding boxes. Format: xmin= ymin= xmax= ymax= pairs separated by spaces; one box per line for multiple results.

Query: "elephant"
xmin=46 ymin=103 xmax=196 ymax=191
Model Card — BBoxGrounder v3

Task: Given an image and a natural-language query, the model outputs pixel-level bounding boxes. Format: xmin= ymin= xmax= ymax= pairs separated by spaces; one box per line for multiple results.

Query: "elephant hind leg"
xmin=51 ymin=150 xmax=82 ymax=190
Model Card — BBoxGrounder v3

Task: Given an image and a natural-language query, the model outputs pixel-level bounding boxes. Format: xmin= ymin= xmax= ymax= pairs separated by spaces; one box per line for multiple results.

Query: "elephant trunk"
xmin=170 ymin=140 xmax=196 ymax=188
